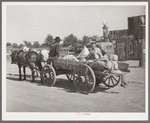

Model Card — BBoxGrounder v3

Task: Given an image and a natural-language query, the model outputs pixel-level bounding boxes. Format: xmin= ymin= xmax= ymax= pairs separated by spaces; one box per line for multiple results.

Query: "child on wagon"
xmin=111 ymin=55 xmax=128 ymax=87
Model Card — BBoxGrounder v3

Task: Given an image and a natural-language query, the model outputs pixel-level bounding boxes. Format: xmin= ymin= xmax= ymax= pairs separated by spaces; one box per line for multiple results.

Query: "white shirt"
xmin=77 ymin=46 xmax=90 ymax=58
xmin=90 ymin=47 xmax=103 ymax=59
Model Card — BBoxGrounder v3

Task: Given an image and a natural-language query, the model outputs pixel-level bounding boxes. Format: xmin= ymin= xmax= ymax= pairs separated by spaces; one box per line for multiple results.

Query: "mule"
xmin=23 ymin=46 xmax=41 ymax=77
xmin=10 ymin=49 xmax=40 ymax=82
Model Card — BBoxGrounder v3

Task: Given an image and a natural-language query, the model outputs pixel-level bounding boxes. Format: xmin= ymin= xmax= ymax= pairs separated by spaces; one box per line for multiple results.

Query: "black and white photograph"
xmin=2 ymin=2 xmax=148 ymax=121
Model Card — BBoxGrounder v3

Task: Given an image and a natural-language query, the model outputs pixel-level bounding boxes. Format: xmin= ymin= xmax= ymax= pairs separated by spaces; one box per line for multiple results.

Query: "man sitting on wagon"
xmin=74 ymin=41 xmax=103 ymax=62
xmin=86 ymin=41 xmax=103 ymax=60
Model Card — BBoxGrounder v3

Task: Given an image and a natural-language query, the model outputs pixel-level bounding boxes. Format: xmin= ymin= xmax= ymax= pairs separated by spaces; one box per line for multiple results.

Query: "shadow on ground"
xmin=53 ymin=78 xmax=119 ymax=94
xmin=6 ymin=74 xmax=119 ymax=94
xmin=6 ymin=73 xmax=42 ymax=85
xmin=7 ymin=73 xmax=31 ymax=78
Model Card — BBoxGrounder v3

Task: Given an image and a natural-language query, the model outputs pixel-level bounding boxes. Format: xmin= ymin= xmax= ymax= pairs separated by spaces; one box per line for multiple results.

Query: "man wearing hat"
xmin=86 ymin=41 xmax=103 ymax=59
xmin=49 ymin=36 xmax=61 ymax=57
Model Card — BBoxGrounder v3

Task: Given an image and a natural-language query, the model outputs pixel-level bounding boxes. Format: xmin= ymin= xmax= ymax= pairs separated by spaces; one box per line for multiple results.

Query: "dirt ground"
xmin=6 ymin=58 xmax=145 ymax=112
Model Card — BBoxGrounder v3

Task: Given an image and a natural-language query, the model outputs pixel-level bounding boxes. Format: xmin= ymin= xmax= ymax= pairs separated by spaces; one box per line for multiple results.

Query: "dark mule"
xmin=10 ymin=49 xmax=41 ymax=82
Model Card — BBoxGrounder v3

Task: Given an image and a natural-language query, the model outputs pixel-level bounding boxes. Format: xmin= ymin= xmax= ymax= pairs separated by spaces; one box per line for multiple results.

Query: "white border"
xmin=2 ymin=2 xmax=149 ymax=121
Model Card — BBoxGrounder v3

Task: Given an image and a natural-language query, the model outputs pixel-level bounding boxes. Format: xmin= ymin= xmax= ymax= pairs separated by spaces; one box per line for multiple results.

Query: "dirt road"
xmin=6 ymin=60 xmax=145 ymax=112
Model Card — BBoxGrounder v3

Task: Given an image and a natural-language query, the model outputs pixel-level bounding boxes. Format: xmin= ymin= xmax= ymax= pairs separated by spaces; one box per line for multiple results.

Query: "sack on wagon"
xmin=87 ymin=56 xmax=112 ymax=72
xmin=62 ymin=54 xmax=79 ymax=61
xmin=76 ymin=46 xmax=90 ymax=58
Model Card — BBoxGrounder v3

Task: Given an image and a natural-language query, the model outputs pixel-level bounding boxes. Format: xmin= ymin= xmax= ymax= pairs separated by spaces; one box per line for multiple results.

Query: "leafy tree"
xmin=82 ymin=35 xmax=90 ymax=44
xmin=41 ymin=43 xmax=47 ymax=48
xmin=24 ymin=41 xmax=32 ymax=47
xmin=90 ymin=35 xmax=102 ymax=42
xmin=63 ymin=34 xmax=78 ymax=47
xmin=44 ymin=34 xmax=54 ymax=46
xmin=18 ymin=43 xmax=24 ymax=48
xmin=12 ymin=43 xmax=18 ymax=48
xmin=90 ymin=35 xmax=97 ymax=41
xmin=32 ymin=41 xmax=40 ymax=48
xmin=78 ymin=39 xmax=83 ymax=44
xmin=6 ymin=42 xmax=11 ymax=46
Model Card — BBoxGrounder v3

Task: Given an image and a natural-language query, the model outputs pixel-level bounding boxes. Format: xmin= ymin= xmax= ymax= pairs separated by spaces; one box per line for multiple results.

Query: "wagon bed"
xmin=41 ymin=58 xmax=121 ymax=94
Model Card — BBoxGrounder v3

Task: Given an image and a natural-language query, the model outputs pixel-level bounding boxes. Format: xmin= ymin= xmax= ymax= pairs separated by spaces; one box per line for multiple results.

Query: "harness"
xmin=25 ymin=51 xmax=30 ymax=61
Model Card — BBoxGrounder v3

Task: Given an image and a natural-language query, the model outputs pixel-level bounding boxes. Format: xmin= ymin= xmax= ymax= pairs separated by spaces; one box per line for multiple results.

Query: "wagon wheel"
xmin=102 ymin=74 xmax=120 ymax=87
xmin=73 ymin=64 xmax=96 ymax=94
xmin=41 ymin=64 xmax=56 ymax=87
xmin=66 ymin=73 xmax=73 ymax=81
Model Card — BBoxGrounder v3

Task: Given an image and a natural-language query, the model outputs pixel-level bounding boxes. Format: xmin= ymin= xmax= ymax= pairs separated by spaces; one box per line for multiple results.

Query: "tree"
xmin=90 ymin=35 xmax=97 ymax=41
xmin=90 ymin=35 xmax=102 ymax=42
xmin=12 ymin=43 xmax=18 ymax=48
xmin=24 ymin=41 xmax=32 ymax=47
xmin=32 ymin=41 xmax=40 ymax=48
xmin=18 ymin=43 xmax=24 ymax=48
xmin=6 ymin=42 xmax=11 ymax=47
xmin=78 ymin=39 xmax=83 ymax=44
xmin=44 ymin=34 xmax=54 ymax=46
xmin=63 ymin=34 xmax=78 ymax=47
xmin=82 ymin=35 xmax=90 ymax=44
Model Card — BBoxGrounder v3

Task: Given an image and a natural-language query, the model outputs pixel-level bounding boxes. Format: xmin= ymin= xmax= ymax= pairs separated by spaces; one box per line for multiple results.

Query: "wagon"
xmin=41 ymin=58 xmax=121 ymax=94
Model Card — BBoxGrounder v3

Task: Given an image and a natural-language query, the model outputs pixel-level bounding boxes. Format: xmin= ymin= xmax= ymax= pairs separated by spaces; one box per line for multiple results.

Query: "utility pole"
xmin=103 ymin=20 xmax=109 ymax=42
xmin=139 ymin=16 xmax=145 ymax=67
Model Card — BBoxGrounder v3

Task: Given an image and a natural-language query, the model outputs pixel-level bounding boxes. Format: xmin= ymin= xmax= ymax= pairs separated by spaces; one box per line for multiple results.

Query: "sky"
xmin=6 ymin=4 xmax=145 ymax=45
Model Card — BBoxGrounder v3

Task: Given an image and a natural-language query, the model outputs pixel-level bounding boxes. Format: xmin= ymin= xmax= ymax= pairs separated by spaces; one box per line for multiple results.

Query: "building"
xmin=109 ymin=15 xmax=145 ymax=61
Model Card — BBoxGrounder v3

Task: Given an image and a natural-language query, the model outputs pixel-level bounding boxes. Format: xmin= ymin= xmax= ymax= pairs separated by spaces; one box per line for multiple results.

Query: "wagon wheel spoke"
xmin=81 ymin=85 xmax=84 ymax=92
xmin=66 ymin=73 xmax=73 ymax=81
xmin=110 ymin=76 xmax=115 ymax=86
xmin=84 ymin=85 xmax=89 ymax=92
xmin=112 ymin=76 xmax=118 ymax=82
xmin=85 ymin=76 xmax=94 ymax=86
xmin=108 ymin=77 xmax=110 ymax=86
xmin=103 ymin=77 xmax=108 ymax=84
xmin=111 ymin=75 xmax=120 ymax=86
xmin=86 ymin=83 xmax=94 ymax=88
xmin=78 ymin=83 xmax=82 ymax=89
xmin=102 ymin=74 xmax=120 ymax=87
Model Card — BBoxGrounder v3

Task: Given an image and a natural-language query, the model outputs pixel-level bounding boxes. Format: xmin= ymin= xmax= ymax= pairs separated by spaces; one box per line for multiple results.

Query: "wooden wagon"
xmin=40 ymin=57 xmax=122 ymax=94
